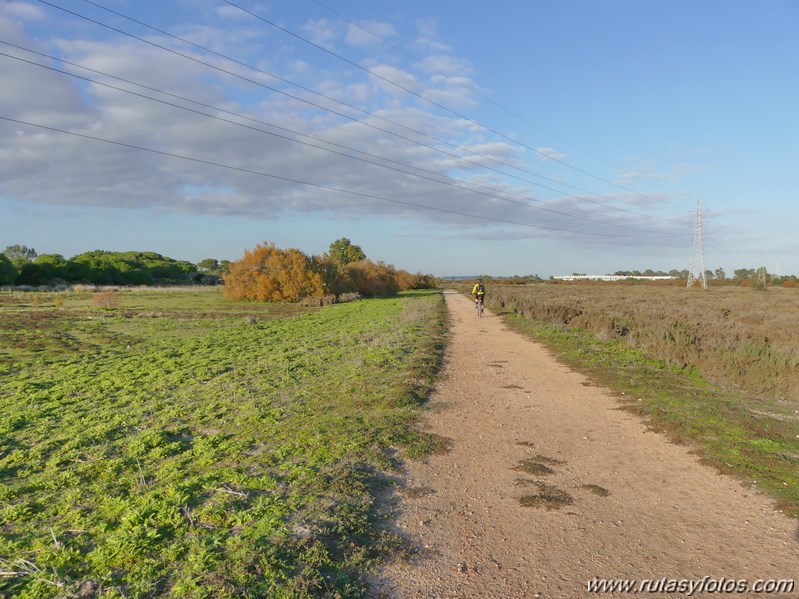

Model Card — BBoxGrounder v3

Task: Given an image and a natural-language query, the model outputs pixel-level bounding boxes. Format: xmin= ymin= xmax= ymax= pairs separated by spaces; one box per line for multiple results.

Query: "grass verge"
xmin=496 ymin=309 xmax=799 ymax=518
xmin=0 ymin=288 xmax=447 ymax=598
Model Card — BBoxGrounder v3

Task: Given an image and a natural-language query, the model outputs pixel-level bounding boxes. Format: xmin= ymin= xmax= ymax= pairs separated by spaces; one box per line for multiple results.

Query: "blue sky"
xmin=1 ymin=0 xmax=797 ymax=277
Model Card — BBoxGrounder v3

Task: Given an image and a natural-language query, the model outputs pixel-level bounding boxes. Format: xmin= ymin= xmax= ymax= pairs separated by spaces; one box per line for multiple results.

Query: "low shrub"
xmin=92 ymin=290 xmax=120 ymax=310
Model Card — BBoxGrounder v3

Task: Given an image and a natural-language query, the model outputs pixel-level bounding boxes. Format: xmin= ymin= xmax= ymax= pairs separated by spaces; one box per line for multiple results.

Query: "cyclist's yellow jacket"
xmin=472 ymin=283 xmax=486 ymax=296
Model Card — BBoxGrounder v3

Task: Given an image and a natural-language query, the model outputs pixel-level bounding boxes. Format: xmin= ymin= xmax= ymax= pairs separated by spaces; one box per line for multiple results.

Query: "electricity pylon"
xmin=756 ymin=253 xmax=767 ymax=288
xmin=687 ymin=200 xmax=707 ymax=289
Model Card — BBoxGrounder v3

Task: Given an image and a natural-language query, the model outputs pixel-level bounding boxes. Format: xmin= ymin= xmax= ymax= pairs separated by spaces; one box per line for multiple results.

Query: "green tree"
xmin=3 ymin=245 xmax=38 ymax=271
xmin=70 ymin=250 xmax=196 ymax=285
xmin=714 ymin=267 xmax=726 ymax=280
xmin=197 ymin=258 xmax=220 ymax=272
xmin=67 ymin=259 xmax=91 ymax=282
xmin=120 ymin=251 xmax=196 ymax=283
xmin=71 ymin=250 xmax=120 ymax=284
xmin=34 ymin=254 xmax=71 ymax=283
xmin=0 ymin=253 xmax=16 ymax=284
xmin=16 ymin=263 xmax=46 ymax=286
xmin=14 ymin=254 xmax=70 ymax=286
xmin=328 ymin=238 xmax=366 ymax=265
xmin=194 ymin=259 xmax=225 ymax=284
xmin=2 ymin=244 xmax=37 ymax=262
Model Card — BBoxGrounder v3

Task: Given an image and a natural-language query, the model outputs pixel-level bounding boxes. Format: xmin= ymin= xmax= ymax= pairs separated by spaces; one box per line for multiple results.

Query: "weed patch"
xmin=518 ymin=482 xmax=574 ymax=510
xmin=513 ymin=459 xmax=555 ymax=476
xmin=579 ymin=484 xmax=611 ymax=497
xmin=531 ymin=454 xmax=566 ymax=466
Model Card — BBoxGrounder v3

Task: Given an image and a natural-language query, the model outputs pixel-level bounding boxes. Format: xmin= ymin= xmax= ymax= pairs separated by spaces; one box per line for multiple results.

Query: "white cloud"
xmin=0 ymin=9 xmax=694 ymax=256
xmin=413 ymin=18 xmax=452 ymax=53
xmin=620 ymin=169 xmax=671 ymax=181
xmin=367 ymin=64 xmax=422 ymax=96
xmin=288 ymin=59 xmax=310 ymax=75
xmin=216 ymin=4 xmax=251 ymax=20
xmin=463 ymin=142 xmax=520 ymax=161
xmin=301 ymin=18 xmax=340 ymax=49
xmin=620 ymin=159 xmax=709 ymax=181
xmin=169 ymin=23 xmax=267 ymax=57
xmin=534 ymin=147 xmax=568 ymax=161
xmin=422 ymin=54 xmax=473 ymax=78
xmin=422 ymin=85 xmax=478 ymax=110
xmin=345 ymin=20 xmax=397 ymax=47
xmin=1 ymin=2 xmax=46 ymax=20
xmin=672 ymin=162 xmax=710 ymax=177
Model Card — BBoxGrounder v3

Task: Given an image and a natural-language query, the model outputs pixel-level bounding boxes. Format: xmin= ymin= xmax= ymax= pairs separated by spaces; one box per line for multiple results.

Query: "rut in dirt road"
xmin=370 ymin=290 xmax=799 ymax=598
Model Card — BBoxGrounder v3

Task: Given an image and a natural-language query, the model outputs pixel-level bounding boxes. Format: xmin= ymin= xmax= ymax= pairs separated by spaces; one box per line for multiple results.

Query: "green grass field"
xmin=0 ymin=288 xmax=446 ymax=598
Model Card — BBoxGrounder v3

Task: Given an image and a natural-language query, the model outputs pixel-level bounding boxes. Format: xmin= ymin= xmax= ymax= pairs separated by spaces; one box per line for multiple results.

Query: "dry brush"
xmin=489 ymin=283 xmax=799 ymax=403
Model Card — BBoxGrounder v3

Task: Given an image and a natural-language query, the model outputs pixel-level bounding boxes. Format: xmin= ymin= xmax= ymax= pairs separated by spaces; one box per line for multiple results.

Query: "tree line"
xmin=222 ymin=238 xmax=437 ymax=301
xmin=609 ymin=268 xmax=799 ymax=284
xmin=0 ymin=239 xmax=437 ymax=300
xmin=0 ymin=245 xmax=227 ymax=287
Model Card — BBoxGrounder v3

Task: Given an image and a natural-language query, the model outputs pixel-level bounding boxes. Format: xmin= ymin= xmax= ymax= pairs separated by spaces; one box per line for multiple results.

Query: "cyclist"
xmin=471 ymin=278 xmax=486 ymax=307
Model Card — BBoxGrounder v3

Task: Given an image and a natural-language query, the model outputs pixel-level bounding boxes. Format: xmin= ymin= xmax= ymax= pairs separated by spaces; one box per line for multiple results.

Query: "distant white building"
xmin=553 ymin=275 xmax=678 ymax=282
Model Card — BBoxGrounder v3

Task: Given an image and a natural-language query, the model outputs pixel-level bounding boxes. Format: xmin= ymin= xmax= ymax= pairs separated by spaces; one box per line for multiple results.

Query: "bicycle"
xmin=475 ymin=297 xmax=484 ymax=317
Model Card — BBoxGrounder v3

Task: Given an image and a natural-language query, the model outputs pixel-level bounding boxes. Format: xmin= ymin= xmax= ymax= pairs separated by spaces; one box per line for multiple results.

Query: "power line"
xmin=52 ymin=0 xmax=568 ymax=193
xmin=37 ymin=0 xmax=628 ymax=213
xmin=33 ymin=0 xmax=688 ymax=226
xmin=1 ymin=43 xmax=682 ymax=236
xmin=309 ymin=0 xmax=617 ymax=168
xmin=223 ymin=0 xmax=680 ymax=209
xmin=1 ymin=114 xmax=661 ymax=238
xmin=313 ymin=0 xmax=684 ymax=205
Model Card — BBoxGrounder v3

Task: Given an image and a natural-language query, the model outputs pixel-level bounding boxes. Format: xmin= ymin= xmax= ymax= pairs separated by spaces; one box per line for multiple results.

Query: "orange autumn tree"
xmin=346 ymin=259 xmax=399 ymax=297
xmin=224 ymin=240 xmax=438 ymax=302
xmin=223 ymin=242 xmax=326 ymax=302
xmin=395 ymin=269 xmax=438 ymax=292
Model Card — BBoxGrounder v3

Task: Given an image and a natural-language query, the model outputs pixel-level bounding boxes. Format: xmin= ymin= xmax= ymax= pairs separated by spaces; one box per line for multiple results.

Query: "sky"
xmin=1 ymin=0 xmax=797 ymax=277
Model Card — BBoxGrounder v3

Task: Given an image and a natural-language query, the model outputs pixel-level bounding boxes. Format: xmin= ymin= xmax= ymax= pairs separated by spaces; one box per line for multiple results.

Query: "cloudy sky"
xmin=1 ymin=0 xmax=797 ymax=277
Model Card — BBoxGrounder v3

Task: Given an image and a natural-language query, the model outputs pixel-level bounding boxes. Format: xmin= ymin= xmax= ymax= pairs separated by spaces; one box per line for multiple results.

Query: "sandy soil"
xmin=370 ymin=290 xmax=799 ymax=598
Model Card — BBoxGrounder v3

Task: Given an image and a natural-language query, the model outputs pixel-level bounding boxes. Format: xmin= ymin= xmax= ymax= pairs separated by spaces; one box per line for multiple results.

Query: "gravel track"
xmin=370 ymin=290 xmax=799 ymax=598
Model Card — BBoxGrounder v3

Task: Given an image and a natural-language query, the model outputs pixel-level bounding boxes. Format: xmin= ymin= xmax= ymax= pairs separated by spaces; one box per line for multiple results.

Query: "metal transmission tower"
xmin=687 ymin=200 xmax=707 ymax=289
xmin=756 ymin=253 xmax=767 ymax=288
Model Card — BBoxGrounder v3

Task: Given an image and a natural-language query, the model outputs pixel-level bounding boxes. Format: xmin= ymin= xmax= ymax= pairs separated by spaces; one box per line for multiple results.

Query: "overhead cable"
xmin=53 ymin=0 xmax=685 ymax=223
xmin=1 ymin=114 xmax=680 ymax=239
xmin=0 ymin=43 xmax=684 ymax=235
xmin=223 ymin=0 xmax=679 ymax=208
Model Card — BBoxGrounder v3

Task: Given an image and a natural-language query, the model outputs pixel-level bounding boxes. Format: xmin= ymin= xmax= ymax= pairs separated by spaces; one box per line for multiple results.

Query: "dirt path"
xmin=371 ymin=291 xmax=799 ymax=598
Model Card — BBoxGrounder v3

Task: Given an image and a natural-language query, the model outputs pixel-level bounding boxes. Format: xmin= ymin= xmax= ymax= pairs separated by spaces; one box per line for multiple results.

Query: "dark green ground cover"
xmin=0 ymin=288 xmax=446 ymax=597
